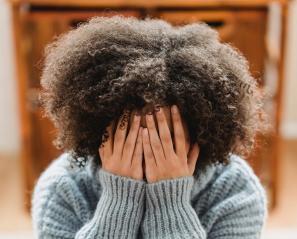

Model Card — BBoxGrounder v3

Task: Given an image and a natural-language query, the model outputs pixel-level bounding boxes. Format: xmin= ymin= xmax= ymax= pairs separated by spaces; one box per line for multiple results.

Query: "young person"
xmin=31 ymin=15 xmax=268 ymax=239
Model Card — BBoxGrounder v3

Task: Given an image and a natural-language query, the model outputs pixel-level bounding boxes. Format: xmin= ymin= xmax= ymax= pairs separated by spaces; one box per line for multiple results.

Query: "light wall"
xmin=281 ymin=0 xmax=297 ymax=138
xmin=0 ymin=0 xmax=20 ymax=154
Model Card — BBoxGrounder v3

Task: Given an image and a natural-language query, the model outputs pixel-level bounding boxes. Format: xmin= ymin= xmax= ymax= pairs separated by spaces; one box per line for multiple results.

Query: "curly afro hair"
xmin=40 ymin=15 xmax=267 ymax=177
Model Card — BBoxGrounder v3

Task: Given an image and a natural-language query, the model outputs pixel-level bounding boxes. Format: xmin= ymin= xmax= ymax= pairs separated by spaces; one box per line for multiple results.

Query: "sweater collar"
xmin=190 ymin=163 xmax=217 ymax=199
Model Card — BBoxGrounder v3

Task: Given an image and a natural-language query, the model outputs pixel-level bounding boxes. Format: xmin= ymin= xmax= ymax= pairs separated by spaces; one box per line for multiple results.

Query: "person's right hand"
xmin=98 ymin=110 xmax=144 ymax=180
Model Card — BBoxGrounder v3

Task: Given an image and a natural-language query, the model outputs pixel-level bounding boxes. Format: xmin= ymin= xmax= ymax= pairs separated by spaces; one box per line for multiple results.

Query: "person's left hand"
xmin=142 ymin=104 xmax=200 ymax=183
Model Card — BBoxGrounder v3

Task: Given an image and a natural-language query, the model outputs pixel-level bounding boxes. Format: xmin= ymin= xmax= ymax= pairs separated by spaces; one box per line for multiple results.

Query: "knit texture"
xmin=31 ymin=153 xmax=268 ymax=239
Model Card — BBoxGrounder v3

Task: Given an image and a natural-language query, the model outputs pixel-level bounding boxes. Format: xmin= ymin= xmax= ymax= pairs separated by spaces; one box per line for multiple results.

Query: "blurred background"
xmin=0 ymin=0 xmax=296 ymax=238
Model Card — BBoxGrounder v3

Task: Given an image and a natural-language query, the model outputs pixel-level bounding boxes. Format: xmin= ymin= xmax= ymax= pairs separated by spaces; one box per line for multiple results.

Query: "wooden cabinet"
xmin=10 ymin=0 xmax=288 ymax=211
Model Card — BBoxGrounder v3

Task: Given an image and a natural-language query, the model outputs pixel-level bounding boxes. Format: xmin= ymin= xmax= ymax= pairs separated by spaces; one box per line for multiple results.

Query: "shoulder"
xmin=214 ymin=154 xmax=267 ymax=197
xmin=31 ymin=151 xmax=100 ymax=207
xmin=30 ymin=152 xmax=78 ymax=214
xmin=206 ymin=153 xmax=268 ymax=206
xmin=31 ymin=152 xmax=97 ymax=191
xmin=193 ymin=153 xmax=267 ymax=198
xmin=192 ymin=153 xmax=268 ymax=218
xmin=207 ymin=154 xmax=267 ymax=211
xmin=192 ymin=154 xmax=268 ymax=236
xmin=31 ymin=152 xmax=97 ymax=237
xmin=31 ymin=152 xmax=79 ymax=202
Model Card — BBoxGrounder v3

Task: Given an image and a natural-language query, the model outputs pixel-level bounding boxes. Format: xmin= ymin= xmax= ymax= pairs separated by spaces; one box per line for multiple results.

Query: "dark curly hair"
xmin=39 ymin=15 xmax=268 ymax=177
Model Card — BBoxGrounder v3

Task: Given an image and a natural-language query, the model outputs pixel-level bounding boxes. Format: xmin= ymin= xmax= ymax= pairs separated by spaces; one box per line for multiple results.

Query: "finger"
xmin=131 ymin=127 xmax=143 ymax=168
xmin=171 ymin=105 xmax=187 ymax=159
xmin=142 ymin=127 xmax=157 ymax=170
xmin=145 ymin=113 xmax=166 ymax=163
xmin=155 ymin=106 xmax=175 ymax=159
xmin=98 ymin=121 xmax=114 ymax=162
xmin=187 ymin=142 xmax=200 ymax=174
xmin=113 ymin=110 xmax=130 ymax=157
xmin=122 ymin=114 xmax=141 ymax=163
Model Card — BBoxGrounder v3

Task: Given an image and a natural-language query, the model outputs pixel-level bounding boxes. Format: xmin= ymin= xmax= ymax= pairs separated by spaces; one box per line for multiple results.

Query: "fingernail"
xmin=154 ymin=105 xmax=161 ymax=112
xmin=146 ymin=113 xmax=153 ymax=120
xmin=172 ymin=105 xmax=178 ymax=114
xmin=134 ymin=114 xmax=140 ymax=122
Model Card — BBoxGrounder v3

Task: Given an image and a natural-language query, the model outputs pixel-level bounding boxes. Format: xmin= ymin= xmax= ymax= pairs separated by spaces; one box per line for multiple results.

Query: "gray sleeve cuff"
xmin=97 ymin=167 xmax=146 ymax=203
xmin=76 ymin=168 xmax=146 ymax=238
xmin=146 ymin=175 xmax=194 ymax=205
xmin=142 ymin=176 xmax=206 ymax=238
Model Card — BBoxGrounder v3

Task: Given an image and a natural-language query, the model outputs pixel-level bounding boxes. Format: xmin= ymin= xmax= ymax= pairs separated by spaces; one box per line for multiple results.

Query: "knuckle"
xmin=137 ymin=134 xmax=142 ymax=142
xmin=158 ymin=114 xmax=166 ymax=122
xmin=174 ymin=130 xmax=182 ymax=138
xmin=146 ymin=150 xmax=154 ymax=159
xmin=152 ymin=141 xmax=162 ymax=151
xmin=163 ymin=135 xmax=171 ymax=144
xmin=147 ymin=123 xmax=154 ymax=130
xmin=130 ymin=122 xmax=138 ymax=131
xmin=113 ymin=137 xmax=120 ymax=146
xmin=118 ymin=132 xmax=126 ymax=140
xmin=172 ymin=111 xmax=180 ymax=120
xmin=134 ymin=148 xmax=141 ymax=155
xmin=124 ymin=140 xmax=131 ymax=149
xmin=143 ymin=137 xmax=149 ymax=145
xmin=131 ymin=156 xmax=138 ymax=163
xmin=147 ymin=152 xmax=153 ymax=159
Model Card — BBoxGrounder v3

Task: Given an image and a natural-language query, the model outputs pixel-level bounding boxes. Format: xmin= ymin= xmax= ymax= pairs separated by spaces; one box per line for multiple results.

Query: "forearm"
xmin=76 ymin=168 xmax=145 ymax=239
xmin=141 ymin=176 xmax=206 ymax=239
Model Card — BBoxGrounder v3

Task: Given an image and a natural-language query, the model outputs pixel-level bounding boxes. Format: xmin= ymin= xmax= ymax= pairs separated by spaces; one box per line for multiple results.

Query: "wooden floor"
xmin=0 ymin=139 xmax=296 ymax=236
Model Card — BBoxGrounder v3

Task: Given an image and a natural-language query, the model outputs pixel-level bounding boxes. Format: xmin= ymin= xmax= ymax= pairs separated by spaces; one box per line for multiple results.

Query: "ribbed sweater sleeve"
xmin=76 ymin=168 xmax=146 ymax=238
xmin=31 ymin=166 xmax=146 ymax=239
xmin=141 ymin=176 xmax=206 ymax=239
xmin=140 ymin=157 xmax=267 ymax=239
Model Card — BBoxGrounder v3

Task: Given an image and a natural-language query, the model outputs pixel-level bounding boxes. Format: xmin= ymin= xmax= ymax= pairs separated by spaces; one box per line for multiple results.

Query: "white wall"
xmin=0 ymin=0 xmax=20 ymax=154
xmin=281 ymin=0 xmax=297 ymax=138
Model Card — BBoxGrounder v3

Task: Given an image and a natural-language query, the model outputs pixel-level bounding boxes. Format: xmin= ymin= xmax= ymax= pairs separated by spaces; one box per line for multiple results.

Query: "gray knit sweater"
xmin=31 ymin=152 xmax=268 ymax=239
